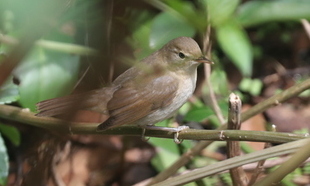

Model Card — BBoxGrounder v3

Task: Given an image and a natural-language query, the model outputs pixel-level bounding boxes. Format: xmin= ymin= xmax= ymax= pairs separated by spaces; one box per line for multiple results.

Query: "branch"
xmin=301 ymin=19 xmax=310 ymax=40
xmin=0 ymin=105 xmax=306 ymax=143
xmin=227 ymin=93 xmax=248 ymax=186
xmin=254 ymin=138 xmax=310 ymax=186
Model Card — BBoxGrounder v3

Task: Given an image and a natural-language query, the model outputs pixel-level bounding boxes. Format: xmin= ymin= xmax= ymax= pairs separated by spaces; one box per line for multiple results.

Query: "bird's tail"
xmin=36 ymin=88 xmax=114 ymax=117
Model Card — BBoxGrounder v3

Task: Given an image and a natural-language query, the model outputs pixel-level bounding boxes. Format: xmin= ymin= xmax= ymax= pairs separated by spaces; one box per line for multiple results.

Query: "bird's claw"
xmin=141 ymin=125 xmax=189 ymax=144
xmin=174 ymin=132 xmax=182 ymax=144
xmin=173 ymin=126 xmax=189 ymax=144
xmin=141 ymin=128 xmax=150 ymax=142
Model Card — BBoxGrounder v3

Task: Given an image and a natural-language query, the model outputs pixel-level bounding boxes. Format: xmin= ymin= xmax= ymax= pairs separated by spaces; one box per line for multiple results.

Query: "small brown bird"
xmin=36 ymin=37 xmax=212 ymax=141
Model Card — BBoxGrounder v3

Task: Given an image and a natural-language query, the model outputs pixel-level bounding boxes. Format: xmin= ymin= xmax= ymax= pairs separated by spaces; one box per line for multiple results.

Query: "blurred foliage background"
xmin=0 ymin=0 xmax=310 ymax=185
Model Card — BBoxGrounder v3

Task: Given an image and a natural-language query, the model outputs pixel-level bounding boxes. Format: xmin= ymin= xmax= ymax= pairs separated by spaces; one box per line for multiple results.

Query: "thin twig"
xmin=244 ymin=155 xmax=310 ymax=171
xmin=248 ymin=143 xmax=271 ymax=186
xmin=107 ymin=0 xmax=114 ymax=83
xmin=152 ymin=138 xmax=310 ymax=186
xmin=51 ymin=141 xmax=71 ymax=186
xmin=248 ymin=125 xmax=275 ymax=185
xmin=203 ymin=25 xmax=226 ymax=124
xmin=136 ymin=155 xmax=310 ymax=186
xmin=240 ymin=78 xmax=310 ymax=122
xmin=301 ymin=19 xmax=310 ymax=39
xmin=254 ymin=138 xmax=310 ymax=186
xmin=227 ymin=93 xmax=248 ymax=186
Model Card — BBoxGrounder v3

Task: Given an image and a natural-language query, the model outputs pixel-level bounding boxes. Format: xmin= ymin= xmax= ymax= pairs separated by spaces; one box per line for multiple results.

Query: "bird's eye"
xmin=178 ymin=52 xmax=186 ymax=59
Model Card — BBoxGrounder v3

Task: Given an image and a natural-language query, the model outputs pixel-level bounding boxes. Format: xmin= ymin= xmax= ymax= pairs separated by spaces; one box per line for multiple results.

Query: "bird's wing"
xmin=97 ymin=74 xmax=179 ymax=130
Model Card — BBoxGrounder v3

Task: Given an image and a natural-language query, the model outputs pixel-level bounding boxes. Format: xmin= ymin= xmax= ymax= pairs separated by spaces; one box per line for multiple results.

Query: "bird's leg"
xmin=140 ymin=125 xmax=189 ymax=144
xmin=141 ymin=128 xmax=150 ymax=142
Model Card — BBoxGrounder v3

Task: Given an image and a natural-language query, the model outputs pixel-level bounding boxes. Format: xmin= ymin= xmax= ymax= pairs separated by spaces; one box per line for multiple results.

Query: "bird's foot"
xmin=141 ymin=128 xmax=150 ymax=142
xmin=140 ymin=125 xmax=189 ymax=144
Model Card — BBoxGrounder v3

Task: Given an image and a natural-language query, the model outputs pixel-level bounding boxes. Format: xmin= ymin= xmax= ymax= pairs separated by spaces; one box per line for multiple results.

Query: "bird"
xmin=36 ymin=37 xmax=212 ymax=143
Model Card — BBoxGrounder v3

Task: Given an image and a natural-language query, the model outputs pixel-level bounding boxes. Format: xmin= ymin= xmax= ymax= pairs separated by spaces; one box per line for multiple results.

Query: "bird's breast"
xmin=170 ymin=70 xmax=197 ymax=110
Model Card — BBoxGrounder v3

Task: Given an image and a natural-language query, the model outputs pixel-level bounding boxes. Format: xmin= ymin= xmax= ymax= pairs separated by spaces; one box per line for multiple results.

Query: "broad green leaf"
xmin=237 ymin=0 xmax=310 ymax=27
xmin=0 ymin=133 xmax=8 ymax=186
xmin=216 ymin=20 xmax=252 ymax=76
xmin=15 ymin=47 xmax=80 ymax=111
xmin=0 ymin=124 xmax=20 ymax=146
xmin=164 ymin=0 xmax=206 ymax=32
xmin=150 ymin=12 xmax=195 ymax=51
xmin=184 ymin=106 xmax=214 ymax=122
xmin=0 ymin=78 xmax=19 ymax=104
xmin=206 ymin=0 xmax=240 ymax=27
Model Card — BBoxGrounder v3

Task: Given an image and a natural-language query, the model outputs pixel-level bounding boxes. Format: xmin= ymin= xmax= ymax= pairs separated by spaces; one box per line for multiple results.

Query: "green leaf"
xmin=148 ymin=0 xmax=206 ymax=33
xmin=210 ymin=69 xmax=229 ymax=95
xmin=149 ymin=120 xmax=192 ymax=171
xmin=0 ymin=133 xmax=8 ymax=185
xmin=150 ymin=138 xmax=179 ymax=171
xmin=0 ymin=124 xmax=20 ymax=146
xmin=164 ymin=0 xmax=206 ymax=32
xmin=237 ymin=0 xmax=310 ymax=27
xmin=239 ymin=78 xmax=263 ymax=96
xmin=206 ymin=0 xmax=240 ymax=27
xmin=150 ymin=137 xmax=191 ymax=171
xmin=15 ymin=47 xmax=80 ymax=111
xmin=150 ymin=12 xmax=195 ymax=51
xmin=131 ymin=13 xmax=153 ymax=60
xmin=0 ymin=78 xmax=19 ymax=104
xmin=216 ymin=20 xmax=252 ymax=76
xmin=184 ymin=106 xmax=214 ymax=122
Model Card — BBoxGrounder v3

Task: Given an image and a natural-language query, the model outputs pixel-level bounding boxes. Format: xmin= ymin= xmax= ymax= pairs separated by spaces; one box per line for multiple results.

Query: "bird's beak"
xmin=194 ymin=56 xmax=213 ymax=64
